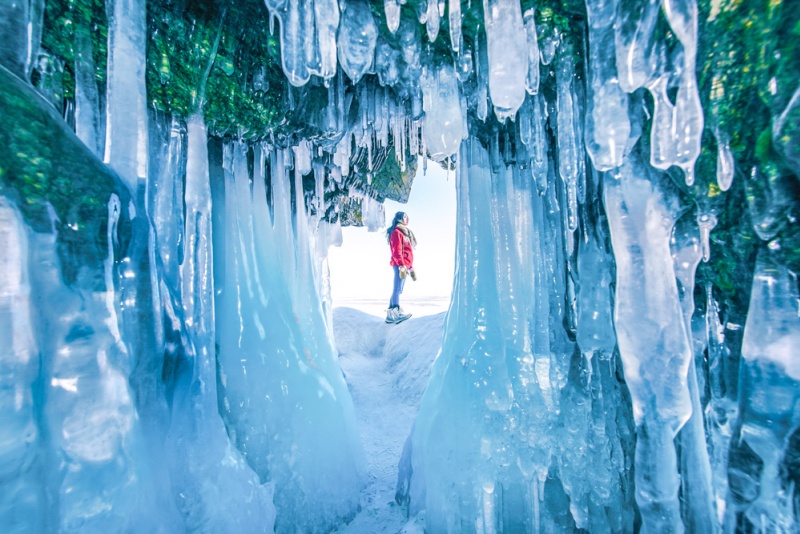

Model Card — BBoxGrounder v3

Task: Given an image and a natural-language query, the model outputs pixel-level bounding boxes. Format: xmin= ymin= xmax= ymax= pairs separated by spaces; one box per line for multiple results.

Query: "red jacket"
xmin=389 ymin=227 xmax=414 ymax=268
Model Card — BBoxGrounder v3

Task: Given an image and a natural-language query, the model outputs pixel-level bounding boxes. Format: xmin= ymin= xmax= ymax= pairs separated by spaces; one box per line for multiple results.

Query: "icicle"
xmin=337 ymin=0 xmax=378 ymax=84
xmin=385 ymin=0 xmax=401 ymax=33
xmin=648 ymin=75 xmax=677 ymax=170
xmin=663 ymin=0 xmax=703 ymax=187
xmin=277 ymin=0 xmax=311 ymax=86
xmin=74 ymin=25 xmax=102 ymax=157
xmin=105 ymin=0 xmax=149 ymax=190
xmin=604 ymin=153 xmax=692 ymax=533
xmin=531 ymin=93 xmax=549 ymax=195
xmin=294 ymin=139 xmax=312 ymax=176
xmin=584 ymin=0 xmax=629 ymax=171
xmin=614 ymin=0 xmax=660 ymax=93
xmin=426 ymin=0 xmax=440 ymax=42
xmin=697 ymin=212 xmax=717 ymax=262
xmin=715 ymin=134 xmax=734 ymax=192
xmin=422 ymin=64 xmax=465 ymax=160
xmin=538 ymin=16 xmax=560 ymax=66
xmin=556 ymin=46 xmax=580 ymax=230
xmin=456 ymin=40 xmax=473 ymax=81
xmin=314 ymin=0 xmax=340 ymax=80
xmin=673 ymin=72 xmax=703 ymax=187
xmin=523 ymin=8 xmax=540 ymax=95
xmin=449 ymin=0 xmax=462 ymax=53
xmin=460 ymin=91 xmax=470 ymax=140
xmin=483 ymin=0 xmax=527 ymax=121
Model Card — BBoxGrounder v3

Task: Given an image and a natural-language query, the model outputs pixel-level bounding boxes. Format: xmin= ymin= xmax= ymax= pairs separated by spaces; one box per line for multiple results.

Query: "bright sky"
xmin=328 ymin=160 xmax=457 ymax=305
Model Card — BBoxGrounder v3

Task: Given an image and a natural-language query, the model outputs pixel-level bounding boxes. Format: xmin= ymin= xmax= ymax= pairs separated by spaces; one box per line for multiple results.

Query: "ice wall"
xmin=2 ymin=0 xmax=799 ymax=531
xmin=213 ymin=142 xmax=364 ymax=531
xmin=397 ymin=138 xmax=636 ymax=532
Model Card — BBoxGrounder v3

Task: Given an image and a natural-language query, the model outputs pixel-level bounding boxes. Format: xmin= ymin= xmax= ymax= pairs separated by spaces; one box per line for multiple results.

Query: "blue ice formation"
xmin=2 ymin=0 xmax=799 ymax=532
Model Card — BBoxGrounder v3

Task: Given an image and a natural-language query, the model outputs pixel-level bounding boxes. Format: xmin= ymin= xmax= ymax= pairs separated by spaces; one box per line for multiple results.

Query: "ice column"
xmin=104 ymin=0 xmax=148 ymax=191
xmin=215 ymin=143 xmax=364 ymax=532
xmin=604 ymin=152 xmax=693 ymax=533
xmin=163 ymin=118 xmax=277 ymax=532
xmin=737 ymin=252 xmax=800 ymax=532
xmin=401 ymin=138 xmax=635 ymax=531
xmin=0 ymin=200 xmax=42 ymax=532
xmin=483 ymin=0 xmax=527 ymax=121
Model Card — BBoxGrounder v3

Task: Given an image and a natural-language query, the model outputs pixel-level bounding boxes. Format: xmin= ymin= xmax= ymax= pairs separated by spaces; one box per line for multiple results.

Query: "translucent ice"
xmin=614 ymin=0 xmax=660 ymax=93
xmin=604 ymin=151 xmax=693 ymax=532
xmin=738 ymin=252 xmax=800 ymax=531
xmin=585 ymin=0 xmax=630 ymax=171
xmin=313 ymin=0 xmax=340 ymax=79
xmin=104 ymin=0 xmax=149 ymax=189
xmin=449 ymin=0 xmax=462 ymax=53
xmin=422 ymin=63 xmax=464 ymax=161
xmin=483 ymin=0 xmax=527 ymax=121
xmin=277 ymin=0 xmax=312 ymax=86
xmin=338 ymin=0 xmax=378 ymax=84
xmin=523 ymin=8 xmax=540 ymax=95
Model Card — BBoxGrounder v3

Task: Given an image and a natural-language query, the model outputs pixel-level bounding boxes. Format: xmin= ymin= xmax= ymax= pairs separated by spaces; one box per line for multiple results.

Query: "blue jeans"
xmin=389 ymin=265 xmax=405 ymax=308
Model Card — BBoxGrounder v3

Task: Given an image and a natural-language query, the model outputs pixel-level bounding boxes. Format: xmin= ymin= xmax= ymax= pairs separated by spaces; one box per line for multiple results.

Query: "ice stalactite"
xmin=584 ymin=0 xmax=630 ymax=171
xmin=385 ymin=0 xmax=401 ymax=34
xmin=214 ymin=142 xmax=364 ymax=532
xmin=337 ymin=0 xmax=377 ymax=84
xmin=614 ymin=0 xmax=660 ymax=93
xmin=73 ymin=22 xmax=102 ymax=157
xmin=735 ymin=252 xmax=800 ymax=532
xmin=704 ymin=284 xmax=737 ymax=523
xmin=422 ymin=63 xmax=464 ymax=162
xmin=153 ymin=117 xmax=277 ymax=532
xmin=313 ymin=0 xmax=339 ymax=80
xmin=449 ymin=0 xmax=462 ymax=53
xmin=556 ymin=44 xmax=581 ymax=231
xmin=104 ymin=0 xmax=149 ymax=191
xmin=482 ymin=0 xmax=527 ymax=121
xmin=523 ymin=8 xmax=540 ymax=96
xmin=277 ymin=0 xmax=312 ymax=87
xmin=604 ymin=149 xmax=693 ymax=533
xmin=663 ymin=0 xmax=703 ymax=186
xmin=670 ymin=214 xmax=719 ymax=532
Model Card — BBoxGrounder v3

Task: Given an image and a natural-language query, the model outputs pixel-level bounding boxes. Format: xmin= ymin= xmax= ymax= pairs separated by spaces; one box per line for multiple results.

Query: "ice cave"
xmin=1 ymin=0 xmax=799 ymax=531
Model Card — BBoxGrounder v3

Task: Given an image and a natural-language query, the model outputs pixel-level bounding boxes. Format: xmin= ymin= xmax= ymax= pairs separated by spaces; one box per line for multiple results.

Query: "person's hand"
xmin=409 ymin=268 xmax=417 ymax=281
xmin=399 ymin=266 xmax=408 ymax=279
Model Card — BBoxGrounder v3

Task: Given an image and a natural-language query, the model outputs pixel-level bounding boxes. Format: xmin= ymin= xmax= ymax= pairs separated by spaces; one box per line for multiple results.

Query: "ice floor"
xmin=332 ymin=307 xmax=444 ymax=533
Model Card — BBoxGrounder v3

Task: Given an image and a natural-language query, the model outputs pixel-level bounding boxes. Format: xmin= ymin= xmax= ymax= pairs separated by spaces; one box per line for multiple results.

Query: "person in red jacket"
xmin=386 ymin=211 xmax=416 ymax=324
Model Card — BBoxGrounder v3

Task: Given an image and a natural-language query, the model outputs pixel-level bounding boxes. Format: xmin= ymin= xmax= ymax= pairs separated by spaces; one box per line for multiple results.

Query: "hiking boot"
xmin=385 ymin=308 xmax=399 ymax=324
xmin=394 ymin=308 xmax=412 ymax=324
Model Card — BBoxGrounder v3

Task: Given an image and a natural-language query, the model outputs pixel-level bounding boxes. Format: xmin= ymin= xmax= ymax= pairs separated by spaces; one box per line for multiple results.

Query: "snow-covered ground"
xmin=331 ymin=297 xmax=451 ymax=320
xmin=332 ymin=307 xmax=444 ymax=533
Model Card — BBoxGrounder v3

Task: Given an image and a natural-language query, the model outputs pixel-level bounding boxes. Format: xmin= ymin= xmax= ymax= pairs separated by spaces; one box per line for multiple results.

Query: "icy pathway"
xmin=332 ymin=307 xmax=444 ymax=533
